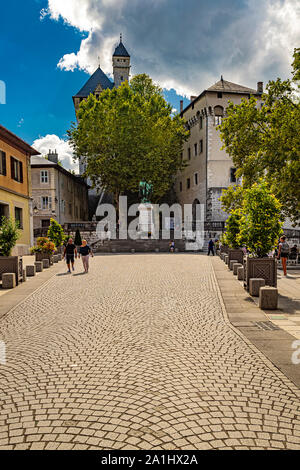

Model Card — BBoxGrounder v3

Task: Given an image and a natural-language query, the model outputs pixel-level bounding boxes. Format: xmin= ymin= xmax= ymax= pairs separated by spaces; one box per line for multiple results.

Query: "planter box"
xmin=0 ymin=256 xmax=23 ymax=285
xmin=220 ymin=245 xmax=229 ymax=254
xmin=228 ymin=249 xmax=244 ymax=265
xmin=35 ymin=252 xmax=54 ymax=265
xmin=244 ymin=257 xmax=277 ymax=290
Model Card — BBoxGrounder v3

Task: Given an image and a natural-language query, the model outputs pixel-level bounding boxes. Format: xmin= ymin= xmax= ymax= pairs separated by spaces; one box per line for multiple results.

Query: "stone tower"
xmin=113 ymin=34 xmax=131 ymax=88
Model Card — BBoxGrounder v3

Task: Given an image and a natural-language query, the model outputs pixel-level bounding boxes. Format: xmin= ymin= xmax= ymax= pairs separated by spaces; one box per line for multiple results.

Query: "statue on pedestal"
xmin=139 ymin=180 xmax=153 ymax=204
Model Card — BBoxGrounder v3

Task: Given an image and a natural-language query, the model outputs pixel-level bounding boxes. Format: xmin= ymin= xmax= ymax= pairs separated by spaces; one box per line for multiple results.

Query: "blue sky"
xmin=0 ymin=0 xmax=298 ymax=170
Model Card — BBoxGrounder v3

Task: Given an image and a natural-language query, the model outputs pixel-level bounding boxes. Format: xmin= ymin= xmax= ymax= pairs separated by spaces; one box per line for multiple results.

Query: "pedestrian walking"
xmin=277 ymin=235 xmax=289 ymax=276
xmin=207 ymin=239 xmax=215 ymax=256
xmin=169 ymin=240 xmax=175 ymax=253
xmin=63 ymin=238 xmax=77 ymax=273
xmin=78 ymin=239 xmax=93 ymax=273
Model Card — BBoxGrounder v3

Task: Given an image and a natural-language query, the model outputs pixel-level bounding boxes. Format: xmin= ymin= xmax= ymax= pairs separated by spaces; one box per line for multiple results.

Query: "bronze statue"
xmin=139 ymin=180 xmax=153 ymax=204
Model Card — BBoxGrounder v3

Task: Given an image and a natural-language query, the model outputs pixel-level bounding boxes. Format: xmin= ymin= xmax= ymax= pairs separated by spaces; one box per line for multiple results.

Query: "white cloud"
xmin=43 ymin=0 xmax=300 ymax=97
xmin=32 ymin=134 xmax=78 ymax=172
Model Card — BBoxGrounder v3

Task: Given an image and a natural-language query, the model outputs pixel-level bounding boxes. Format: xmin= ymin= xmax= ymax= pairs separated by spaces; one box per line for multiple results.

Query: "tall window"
xmin=0 ymin=151 xmax=6 ymax=175
xmin=40 ymin=170 xmax=48 ymax=183
xmin=194 ymin=143 xmax=198 ymax=156
xmin=41 ymin=196 xmax=52 ymax=210
xmin=199 ymin=139 xmax=203 ymax=153
xmin=217 ymin=92 xmax=223 ymax=99
xmin=214 ymin=116 xmax=222 ymax=126
xmin=10 ymin=157 xmax=23 ymax=182
xmin=230 ymin=168 xmax=237 ymax=183
xmin=187 ymin=178 xmax=191 ymax=189
xmin=179 ymin=182 xmax=182 ymax=192
xmin=194 ymin=173 xmax=198 ymax=185
xmin=199 ymin=116 xmax=203 ymax=129
xmin=14 ymin=207 xmax=23 ymax=229
xmin=188 ymin=148 xmax=191 ymax=160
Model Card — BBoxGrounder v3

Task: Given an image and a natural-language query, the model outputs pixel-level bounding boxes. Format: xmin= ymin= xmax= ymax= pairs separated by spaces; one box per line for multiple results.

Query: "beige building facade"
xmin=31 ymin=151 xmax=89 ymax=234
xmin=176 ymin=78 xmax=263 ymax=238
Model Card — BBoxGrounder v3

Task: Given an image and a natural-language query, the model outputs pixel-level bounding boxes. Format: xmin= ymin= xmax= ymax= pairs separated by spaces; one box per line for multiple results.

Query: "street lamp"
xmin=33 ymin=206 xmax=38 ymax=215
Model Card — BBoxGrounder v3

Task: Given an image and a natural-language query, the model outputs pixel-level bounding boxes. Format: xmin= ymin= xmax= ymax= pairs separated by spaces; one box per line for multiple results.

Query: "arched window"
xmin=192 ymin=199 xmax=201 ymax=230
xmin=214 ymin=106 xmax=224 ymax=126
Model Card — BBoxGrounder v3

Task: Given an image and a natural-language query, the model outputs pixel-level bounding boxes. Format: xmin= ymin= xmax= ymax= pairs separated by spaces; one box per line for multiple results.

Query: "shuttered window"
xmin=0 ymin=151 xmax=6 ymax=175
xmin=10 ymin=157 xmax=23 ymax=182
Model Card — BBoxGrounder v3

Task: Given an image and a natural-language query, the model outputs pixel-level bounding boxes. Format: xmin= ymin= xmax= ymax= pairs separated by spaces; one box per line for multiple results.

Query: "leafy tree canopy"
xmin=68 ymin=74 xmax=189 ymax=209
xmin=219 ymin=48 xmax=300 ymax=224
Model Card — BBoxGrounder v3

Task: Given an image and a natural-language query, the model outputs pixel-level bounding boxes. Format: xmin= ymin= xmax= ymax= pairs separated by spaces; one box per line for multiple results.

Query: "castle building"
xmin=72 ymin=36 xmax=131 ymax=218
xmin=176 ymin=78 xmax=263 ymax=240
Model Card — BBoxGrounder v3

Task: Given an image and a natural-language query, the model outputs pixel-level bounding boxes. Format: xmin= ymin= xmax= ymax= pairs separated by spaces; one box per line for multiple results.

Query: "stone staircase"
xmin=91 ymin=238 xmax=186 ymax=253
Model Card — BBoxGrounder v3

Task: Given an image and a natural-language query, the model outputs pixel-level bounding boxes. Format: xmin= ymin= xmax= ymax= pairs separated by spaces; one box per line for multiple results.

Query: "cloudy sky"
xmin=0 ymin=0 xmax=299 ymax=171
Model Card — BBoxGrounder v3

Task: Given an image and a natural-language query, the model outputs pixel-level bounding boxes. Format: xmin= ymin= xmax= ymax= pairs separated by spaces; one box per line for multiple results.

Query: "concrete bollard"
xmin=225 ymin=255 xmax=229 ymax=265
xmin=259 ymin=287 xmax=278 ymax=310
xmin=249 ymin=278 xmax=266 ymax=297
xmin=35 ymin=261 xmax=43 ymax=272
xmin=233 ymin=263 xmax=242 ymax=276
xmin=2 ymin=273 xmax=16 ymax=289
xmin=53 ymin=255 xmax=59 ymax=263
xmin=26 ymin=265 xmax=36 ymax=277
xmin=42 ymin=259 xmax=50 ymax=269
xmin=229 ymin=259 xmax=238 ymax=271
xmin=57 ymin=254 xmax=62 ymax=261
xmin=22 ymin=269 xmax=27 ymax=282
xmin=237 ymin=266 xmax=244 ymax=281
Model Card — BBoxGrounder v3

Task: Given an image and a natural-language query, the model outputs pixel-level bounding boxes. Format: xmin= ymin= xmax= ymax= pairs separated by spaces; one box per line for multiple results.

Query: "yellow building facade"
xmin=0 ymin=125 xmax=39 ymax=255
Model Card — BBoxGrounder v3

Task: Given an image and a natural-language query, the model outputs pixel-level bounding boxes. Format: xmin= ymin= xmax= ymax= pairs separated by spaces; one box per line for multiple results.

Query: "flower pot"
xmin=244 ymin=257 xmax=277 ymax=291
xmin=35 ymin=252 xmax=54 ymax=265
xmin=228 ymin=249 xmax=244 ymax=265
xmin=0 ymin=256 xmax=23 ymax=285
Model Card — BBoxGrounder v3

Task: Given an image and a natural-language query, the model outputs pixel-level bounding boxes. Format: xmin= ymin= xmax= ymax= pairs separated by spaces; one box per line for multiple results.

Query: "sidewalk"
xmin=212 ymin=256 xmax=300 ymax=389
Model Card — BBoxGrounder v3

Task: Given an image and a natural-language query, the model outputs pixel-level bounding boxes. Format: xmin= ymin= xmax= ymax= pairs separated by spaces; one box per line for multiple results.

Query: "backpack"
xmin=281 ymin=242 xmax=290 ymax=255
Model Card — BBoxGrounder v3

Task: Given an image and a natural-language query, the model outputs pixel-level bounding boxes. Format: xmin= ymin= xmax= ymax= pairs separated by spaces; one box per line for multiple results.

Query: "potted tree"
xmin=31 ymin=237 xmax=56 ymax=265
xmin=47 ymin=218 xmax=66 ymax=254
xmin=238 ymin=182 xmax=282 ymax=290
xmin=224 ymin=210 xmax=245 ymax=265
xmin=0 ymin=216 xmax=23 ymax=285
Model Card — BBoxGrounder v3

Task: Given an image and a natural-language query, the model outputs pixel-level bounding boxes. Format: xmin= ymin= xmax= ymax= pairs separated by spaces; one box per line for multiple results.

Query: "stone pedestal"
xmin=42 ymin=259 xmax=50 ymax=269
xmin=2 ymin=273 xmax=16 ymax=289
xmin=229 ymin=259 xmax=238 ymax=271
xmin=233 ymin=263 xmax=242 ymax=275
xmin=35 ymin=261 xmax=43 ymax=273
xmin=26 ymin=265 xmax=36 ymax=277
xmin=138 ymin=203 xmax=155 ymax=238
xmin=259 ymin=287 xmax=278 ymax=310
xmin=57 ymin=254 xmax=62 ymax=261
xmin=249 ymin=278 xmax=266 ymax=297
xmin=237 ymin=266 xmax=244 ymax=281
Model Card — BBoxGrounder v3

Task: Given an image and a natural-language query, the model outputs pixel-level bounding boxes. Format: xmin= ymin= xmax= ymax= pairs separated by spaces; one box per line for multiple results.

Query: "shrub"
xmin=30 ymin=237 xmax=56 ymax=254
xmin=47 ymin=218 xmax=65 ymax=248
xmin=0 ymin=216 xmax=21 ymax=256
xmin=223 ymin=210 xmax=243 ymax=249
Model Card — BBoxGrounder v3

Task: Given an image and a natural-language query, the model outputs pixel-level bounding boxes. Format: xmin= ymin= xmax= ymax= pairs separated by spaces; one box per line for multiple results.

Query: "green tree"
xmin=74 ymin=229 xmax=82 ymax=246
xmin=68 ymin=75 xmax=189 ymax=213
xmin=219 ymin=48 xmax=300 ymax=223
xmin=223 ymin=210 xmax=243 ymax=249
xmin=0 ymin=216 xmax=21 ymax=256
xmin=47 ymin=218 xmax=65 ymax=248
xmin=237 ymin=181 xmax=283 ymax=258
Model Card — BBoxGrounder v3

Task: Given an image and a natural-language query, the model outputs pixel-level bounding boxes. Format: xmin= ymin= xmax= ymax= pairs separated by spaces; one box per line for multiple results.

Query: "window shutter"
xmin=39 ymin=197 xmax=42 ymax=210
xmin=10 ymin=157 xmax=15 ymax=179
xmin=1 ymin=151 xmax=6 ymax=175
xmin=19 ymin=161 xmax=23 ymax=183
xmin=48 ymin=197 xmax=52 ymax=210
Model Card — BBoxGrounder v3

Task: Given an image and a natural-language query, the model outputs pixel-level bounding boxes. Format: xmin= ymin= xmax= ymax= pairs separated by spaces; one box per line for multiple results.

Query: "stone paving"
xmin=0 ymin=254 xmax=299 ymax=450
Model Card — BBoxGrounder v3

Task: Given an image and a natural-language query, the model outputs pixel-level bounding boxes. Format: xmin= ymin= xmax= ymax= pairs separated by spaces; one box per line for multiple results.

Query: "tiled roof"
xmin=207 ymin=79 xmax=257 ymax=94
xmin=73 ymin=67 xmax=114 ymax=98
xmin=113 ymin=41 xmax=130 ymax=57
xmin=0 ymin=124 xmax=40 ymax=155
xmin=31 ymin=155 xmax=56 ymax=166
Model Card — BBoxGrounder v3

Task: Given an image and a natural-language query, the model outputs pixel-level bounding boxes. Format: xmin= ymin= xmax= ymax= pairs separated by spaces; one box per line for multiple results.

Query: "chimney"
xmin=190 ymin=96 xmax=197 ymax=103
xmin=257 ymin=82 xmax=263 ymax=94
xmin=47 ymin=149 xmax=58 ymax=164
xmin=180 ymin=100 xmax=183 ymax=113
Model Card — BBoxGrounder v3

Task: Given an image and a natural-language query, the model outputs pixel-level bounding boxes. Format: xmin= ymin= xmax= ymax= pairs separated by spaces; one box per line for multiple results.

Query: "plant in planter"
xmin=47 ymin=219 xmax=65 ymax=252
xmin=74 ymin=229 xmax=82 ymax=247
xmin=0 ymin=216 xmax=23 ymax=285
xmin=31 ymin=237 xmax=56 ymax=265
xmin=238 ymin=181 xmax=283 ymax=288
xmin=223 ymin=210 xmax=245 ymax=265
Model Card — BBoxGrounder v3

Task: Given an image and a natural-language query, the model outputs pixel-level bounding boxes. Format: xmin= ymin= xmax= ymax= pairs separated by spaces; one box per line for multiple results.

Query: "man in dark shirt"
xmin=63 ymin=238 xmax=77 ymax=273
xmin=208 ymin=239 xmax=215 ymax=256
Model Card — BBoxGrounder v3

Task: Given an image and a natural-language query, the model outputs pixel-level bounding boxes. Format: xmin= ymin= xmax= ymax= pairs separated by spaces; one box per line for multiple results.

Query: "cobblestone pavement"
xmin=0 ymin=254 xmax=299 ymax=450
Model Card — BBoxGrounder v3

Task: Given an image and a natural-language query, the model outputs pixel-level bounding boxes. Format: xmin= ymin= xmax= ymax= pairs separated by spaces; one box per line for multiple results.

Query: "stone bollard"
xmin=249 ymin=278 xmax=266 ymax=297
xmin=57 ymin=254 xmax=62 ymax=261
xmin=22 ymin=269 xmax=27 ymax=282
xmin=53 ymin=255 xmax=59 ymax=263
xmin=26 ymin=265 xmax=36 ymax=277
xmin=225 ymin=255 xmax=229 ymax=265
xmin=237 ymin=266 xmax=244 ymax=281
xmin=42 ymin=259 xmax=50 ymax=269
xmin=2 ymin=273 xmax=16 ymax=289
xmin=229 ymin=259 xmax=238 ymax=271
xmin=35 ymin=261 xmax=43 ymax=273
xmin=233 ymin=263 xmax=242 ymax=276
xmin=259 ymin=287 xmax=278 ymax=310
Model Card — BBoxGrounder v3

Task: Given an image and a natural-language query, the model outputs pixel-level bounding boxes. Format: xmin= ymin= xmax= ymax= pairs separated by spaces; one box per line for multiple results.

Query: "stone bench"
xmin=237 ymin=266 xmax=244 ymax=281
xmin=259 ymin=286 xmax=278 ymax=310
xmin=2 ymin=273 xmax=16 ymax=289
xmin=229 ymin=259 xmax=238 ymax=271
xmin=35 ymin=261 xmax=43 ymax=273
xmin=233 ymin=263 xmax=243 ymax=276
xmin=249 ymin=278 xmax=266 ymax=297
xmin=42 ymin=259 xmax=50 ymax=269
xmin=26 ymin=265 xmax=36 ymax=277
